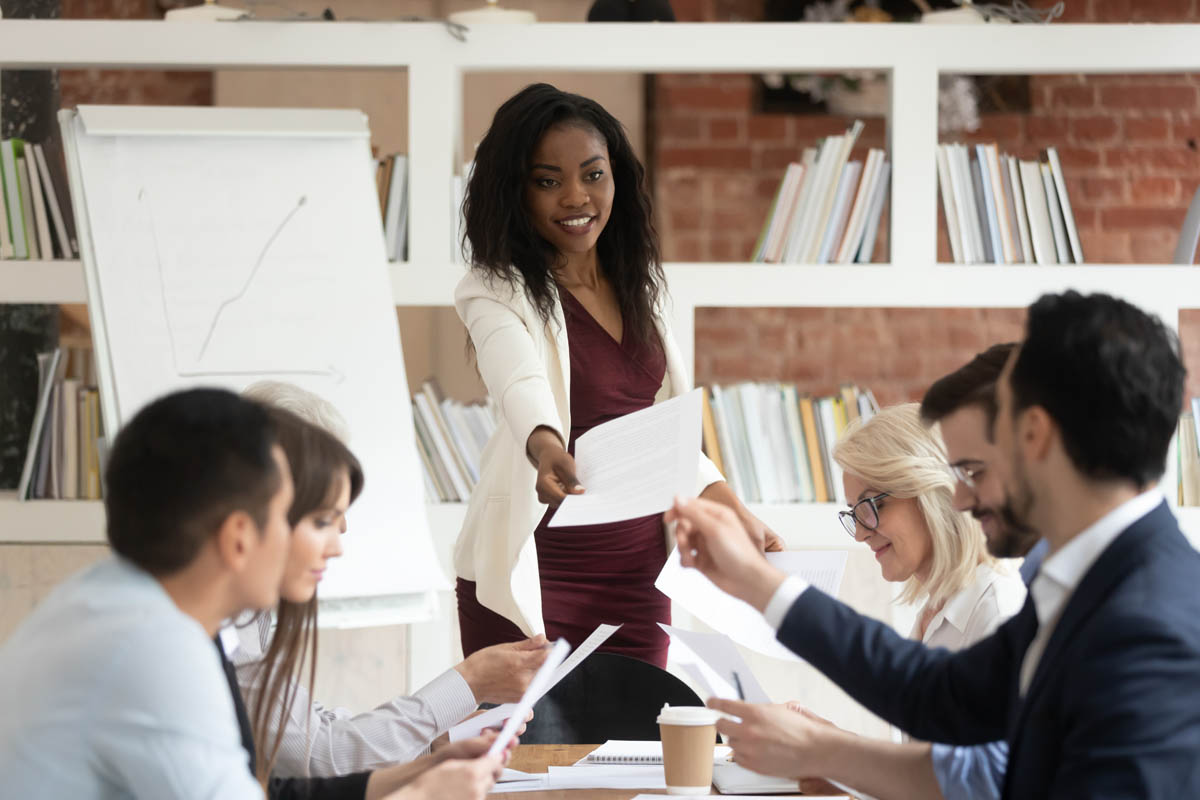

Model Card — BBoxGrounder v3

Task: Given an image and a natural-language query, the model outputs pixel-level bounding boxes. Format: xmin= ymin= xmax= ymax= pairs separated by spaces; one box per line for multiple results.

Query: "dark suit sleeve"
xmin=1048 ymin=609 xmax=1200 ymax=797
xmin=268 ymin=772 xmax=371 ymax=800
xmin=777 ymin=588 xmax=1032 ymax=745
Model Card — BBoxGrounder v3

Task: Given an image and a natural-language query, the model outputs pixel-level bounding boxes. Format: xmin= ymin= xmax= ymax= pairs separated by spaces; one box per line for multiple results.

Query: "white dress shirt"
xmin=0 ymin=557 xmax=262 ymax=799
xmin=1018 ymin=489 xmax=1163 ymax=694
xmin=914 ymin=562 xmax=1027 ymax=650
xmin=229 ymin=614 xmax=477 ymax=777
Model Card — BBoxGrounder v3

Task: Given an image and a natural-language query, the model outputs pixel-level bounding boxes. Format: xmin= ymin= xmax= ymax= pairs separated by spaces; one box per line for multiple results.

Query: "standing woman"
xmin=454 ymin=83 xmax=779 ymax=669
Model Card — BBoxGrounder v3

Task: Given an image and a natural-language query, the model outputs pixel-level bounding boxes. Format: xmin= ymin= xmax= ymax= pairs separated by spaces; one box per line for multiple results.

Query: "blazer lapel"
xmin=546 ymin=284 xmax=571 ymax=429
xmin=1009 ymin=503 xmax=1170 ymax=740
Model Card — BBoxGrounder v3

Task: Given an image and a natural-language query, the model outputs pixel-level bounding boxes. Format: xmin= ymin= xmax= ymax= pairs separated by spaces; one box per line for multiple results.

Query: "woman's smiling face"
xmin=523 ymin=124 xmax=614 ymax=258
xmin=843 ymin=471 xmax=934 ymax=584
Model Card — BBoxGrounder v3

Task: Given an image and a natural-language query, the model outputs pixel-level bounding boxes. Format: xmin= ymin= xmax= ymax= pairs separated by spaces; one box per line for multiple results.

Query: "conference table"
xmin=492 ymin=744 xmax=851 ymax=799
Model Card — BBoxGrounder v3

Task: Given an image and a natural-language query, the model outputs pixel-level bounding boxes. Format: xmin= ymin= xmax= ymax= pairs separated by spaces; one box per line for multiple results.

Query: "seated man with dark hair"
xmin=671 ymin=292 xmax=1200 ymax=799
xmin=0 ymin=388 xmax=292 ymax=799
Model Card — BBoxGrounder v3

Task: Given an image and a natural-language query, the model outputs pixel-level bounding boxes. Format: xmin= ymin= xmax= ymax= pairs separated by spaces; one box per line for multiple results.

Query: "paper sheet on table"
xmin=449 ymin=623 xmax=622 ymax=741
xmin=487 ymin=638 xmax=570 ymax=756
xmin=660 ymin=623 xmax=771 ymax=703
xmin=656 ymin=549 xmax=847 ymax=662
xmin=549 ymin=388 xmax=702 ymax=527
xmin=546 ymin=765 xmax=666 ymax=789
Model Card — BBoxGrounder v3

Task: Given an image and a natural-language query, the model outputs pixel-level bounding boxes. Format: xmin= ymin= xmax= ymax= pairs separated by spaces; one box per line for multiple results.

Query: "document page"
xmin=659 ymin=623 xmax=771 ymax=703
xmin=549 ymin=389 xmax=703 ymax=527
xmin=656 ymin=549 xmax=847 ymax=662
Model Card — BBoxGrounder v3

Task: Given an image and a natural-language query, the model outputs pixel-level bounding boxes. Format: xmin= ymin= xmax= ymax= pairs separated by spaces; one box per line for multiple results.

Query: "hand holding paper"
xmin=549 ymin=389 xmax=703 ymax=527
xmin=486 ymin=638 xmax=570 ymax=758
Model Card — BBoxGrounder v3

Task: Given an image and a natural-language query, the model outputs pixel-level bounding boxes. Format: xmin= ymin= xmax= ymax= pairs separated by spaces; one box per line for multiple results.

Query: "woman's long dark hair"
xmin=248 ymin=406 xmax=364 ymax=787
xmin=463 ymin=82 xmax=666 ymax=347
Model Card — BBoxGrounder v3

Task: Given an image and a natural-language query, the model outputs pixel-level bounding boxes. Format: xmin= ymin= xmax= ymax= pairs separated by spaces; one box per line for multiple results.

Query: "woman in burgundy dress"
xmin=453 ymin=84 xmax=782 ymax=668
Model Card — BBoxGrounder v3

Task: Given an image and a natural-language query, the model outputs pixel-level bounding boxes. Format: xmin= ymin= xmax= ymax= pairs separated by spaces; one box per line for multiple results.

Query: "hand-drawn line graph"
xmin=140 ymin=188 xmax=345 ymax=383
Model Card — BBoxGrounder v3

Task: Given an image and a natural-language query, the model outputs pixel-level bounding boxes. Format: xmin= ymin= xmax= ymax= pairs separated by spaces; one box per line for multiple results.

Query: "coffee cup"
xmin=657 ymin=704 xmax=720 ymax=795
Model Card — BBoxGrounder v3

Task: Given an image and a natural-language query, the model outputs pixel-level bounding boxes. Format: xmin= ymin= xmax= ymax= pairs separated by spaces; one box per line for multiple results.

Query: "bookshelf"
xmin=4 ymin=21 xmax=1200 ymax=693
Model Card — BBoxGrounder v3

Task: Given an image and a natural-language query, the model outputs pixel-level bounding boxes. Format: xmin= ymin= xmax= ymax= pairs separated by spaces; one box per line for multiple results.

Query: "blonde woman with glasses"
xmin=834 ymin=403 xmax=1024 ymax=654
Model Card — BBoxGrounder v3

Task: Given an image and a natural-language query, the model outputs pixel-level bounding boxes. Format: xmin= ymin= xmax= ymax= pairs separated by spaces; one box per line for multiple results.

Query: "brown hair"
xmin=919 ymin=342 xmax=1017 ymax=433
xmin=248 ymin=405 xmax=364 ymax=786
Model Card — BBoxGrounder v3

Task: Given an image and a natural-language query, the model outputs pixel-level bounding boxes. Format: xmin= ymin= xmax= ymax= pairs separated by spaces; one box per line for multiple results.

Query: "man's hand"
xmin=666 ymin=497 xmax=787 ymax=612
xmin=385 ymin=753 xmax=502 ymax=800
xmin=455 ymin=635 xmax=549 ymax=705
xmin=709 ymin=698 xmax=840 ymax=781
xmin=433 ymin=730 xmax=517 ymax=766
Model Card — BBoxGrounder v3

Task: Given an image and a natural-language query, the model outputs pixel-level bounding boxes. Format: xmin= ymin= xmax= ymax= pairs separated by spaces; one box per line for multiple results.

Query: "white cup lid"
xmin=657 ymin=704 xmax=720 ymax=726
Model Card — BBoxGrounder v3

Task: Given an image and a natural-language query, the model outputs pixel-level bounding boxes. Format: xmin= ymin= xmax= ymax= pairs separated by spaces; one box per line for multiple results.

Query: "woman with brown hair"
xmin=220 ymin=399 xmax=508 ymax=800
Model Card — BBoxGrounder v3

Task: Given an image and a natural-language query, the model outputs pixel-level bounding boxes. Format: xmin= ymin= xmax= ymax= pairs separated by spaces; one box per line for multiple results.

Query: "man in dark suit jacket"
xmin=669 ymin=291 xmax=1200 ymax=799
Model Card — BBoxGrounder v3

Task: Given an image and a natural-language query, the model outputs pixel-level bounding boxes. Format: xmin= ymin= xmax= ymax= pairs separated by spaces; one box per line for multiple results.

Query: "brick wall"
xmin=59 ymin=0 xmax=213 ymax=106
xmin=667 ymin=0 xmax=1200 ymax=405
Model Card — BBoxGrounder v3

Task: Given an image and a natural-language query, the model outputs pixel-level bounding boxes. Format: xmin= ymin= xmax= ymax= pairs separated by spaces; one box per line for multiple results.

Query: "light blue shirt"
xmin=0 ymin=557 xmax=262 ymax=799
xmin=928 ymin=539 xmax=1050 ymax=800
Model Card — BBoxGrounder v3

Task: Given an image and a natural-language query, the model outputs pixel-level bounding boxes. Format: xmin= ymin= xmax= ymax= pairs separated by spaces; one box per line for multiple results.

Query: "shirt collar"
xmin=935 ymin=562 xmax=1003 ymax=635
xmin=1030 ymin=489 xmax=1163 ymax=624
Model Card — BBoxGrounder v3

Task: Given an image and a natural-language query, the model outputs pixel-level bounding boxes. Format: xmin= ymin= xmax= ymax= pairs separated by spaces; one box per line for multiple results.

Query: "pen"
xmin=732 ymin=671 xmax=745 ymax=701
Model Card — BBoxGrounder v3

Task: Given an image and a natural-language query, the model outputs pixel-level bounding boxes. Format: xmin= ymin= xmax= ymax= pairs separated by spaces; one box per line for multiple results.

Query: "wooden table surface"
xmin=494 ymin=743 xmax=711 ymax=799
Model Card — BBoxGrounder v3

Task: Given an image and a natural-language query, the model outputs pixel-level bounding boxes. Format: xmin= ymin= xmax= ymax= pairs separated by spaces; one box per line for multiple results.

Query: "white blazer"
xmin=454 ymin=268 xmax=723 ymax=637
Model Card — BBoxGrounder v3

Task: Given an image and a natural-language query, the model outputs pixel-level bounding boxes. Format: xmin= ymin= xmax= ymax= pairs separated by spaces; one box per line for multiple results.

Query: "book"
xmin=762 ymin=384 xmax=798 ymax=502
xmin=17 ymin=349 xmax=62 ymax=500
xmin=0 ymin=140 xmax=27 ymax=259
xmin=1041 ymin=161 xmax=1071 ymax=264
xmin=411 ymin=402 xmax=457 ymax=502
xmin=783 ymin=135 xmax=841 ymax=264
xmin=712 ymin=761 xmax=800 ymax=795
xmin=700 ymin=387 xmax=725 ymax=478
xmin=856 ymin=160 xmax=890 ymax=263
xmin=798 ymin=394 xmax=829 ymax=503
xmin=1005 ymin=155 xmax=1033 ymax=264
xmin=1047 ymin=147 xmax=1084 ymax=264
xmin=761 ymin=162 xmax=805 ymax=263
xmin=817 ymin=397 xmax=844 ymax=505
xmin=935 ymin=144 xmax=964 ymax=264
xmin=970 ymin=153 xmax=995 ymax=264
xmin=383 ymin=154 xmax=409 ymax=262
xmin=59 ymin=379 xmax=80 ymax=500
xmin=817 ymin=160 xmax=862 ymax=264
xmin=984 ymin=144 xmax=1015 ymax=264
xmin=418 ymin=382 xmax=474 ymax=495
xmin=737 ymin=383 xmax=779 ymax=503
xmin=1019 ymin=159 xmax=1055 ymax=265
xmin=24 ymin=144 xmax=53 ymax=260
xmin=38 ymin=132 xmax=78 ymax=256
xmin=16 ymin=151 xmax=39 ymax=260
xmin=778 ymin=146 xmax=821 ymax=263
xmin=781 ymin=384 xmax=815 ymax=503
xmin=805 ymin=120 xmax=864 ymax=263
xmin=836 ymin=148 xmax=884 ymax=264
xmin=949 ymin=144 xmax=981 ymax=263
xmin=708 ymin=385 xmax=745 ymax=498
xmin=32 ymin=144 xmax=71 ymax=261
xmin=753 ymin=162 xmax=798 ymax=262
xmin=578 ymin=740 xmax=731 ymax=766
xmin=723 ymin=385 xmax=761 ymax=503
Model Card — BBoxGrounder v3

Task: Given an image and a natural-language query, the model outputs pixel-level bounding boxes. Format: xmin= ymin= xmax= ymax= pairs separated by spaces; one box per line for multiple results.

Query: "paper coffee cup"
xmin=657 ymin=704 xmax=720 ymax=795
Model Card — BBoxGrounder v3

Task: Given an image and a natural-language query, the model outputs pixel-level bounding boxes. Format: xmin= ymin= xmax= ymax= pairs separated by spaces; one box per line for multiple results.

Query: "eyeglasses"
xmin=948 ymin=461 xmax=987 ymax=491
xmin=838 ymin=493 xmax=890 ymax=538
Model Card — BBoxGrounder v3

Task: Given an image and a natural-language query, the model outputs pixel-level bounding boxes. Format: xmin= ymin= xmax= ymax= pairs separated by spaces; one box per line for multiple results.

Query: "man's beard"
xmin=991 ymin=456 xmax=1039 ymax=558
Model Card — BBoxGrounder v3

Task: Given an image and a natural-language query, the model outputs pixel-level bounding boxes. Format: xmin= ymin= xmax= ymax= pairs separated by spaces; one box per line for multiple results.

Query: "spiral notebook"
xmin=577 ymin=740 xmax=732 ymax=765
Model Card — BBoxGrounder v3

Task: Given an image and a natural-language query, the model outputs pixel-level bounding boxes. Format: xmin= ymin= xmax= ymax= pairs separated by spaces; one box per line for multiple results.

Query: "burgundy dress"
xmin=456 ymin=287 xmax=672 ymax=667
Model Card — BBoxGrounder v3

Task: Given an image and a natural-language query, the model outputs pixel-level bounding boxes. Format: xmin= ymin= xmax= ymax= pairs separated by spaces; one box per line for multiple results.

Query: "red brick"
xmin=971 ymin=113 xmax=1024 ymax=143
xmin=1070 ymin=115 xmax=1120 ymax=143
xmin=756 ymin=176 xmax=784 ymax=200
xmin=1099 ymin=206 xmax=1187 ymax=229
xmin=695 ymin=324 xmax=751 ymax=353
xmin=710 ymin=236 xmax=751 ymax=262
xmin=659 ymin=115 xmax=703 ymax=141
xmin=1049 ymin=85 xmax=1097 ymax=110
xmin=1099 ymin=84 xmax=1198 ymax=111
xmin=1026 ymin=116 xmax=1069 ymax=141
xmin=671 ymin=234 xmax=703 ymax=262
xmin=1104 ymin=146 xmax=1200 ymax=172
xmin=1130 ymin=0 xmax=1195 ymax=21
xmin=1053 ymin=146 xmax=1103 ymax=169
xmin=1090 ymin=0 xmax=1134 ymax=21
xmin=747 ymin=115 xmax=789 ymax=141
xmin=1130 ymin=176 xmax=1181 ymax=205
xmin=659 ymin=85 xmax=752 ymax=112
xmin=757 ymin=146 xmax=802 ymax=170
xmin=1126 ymin=116 xmax=1172 ymax=142
xmin=758 ymin=324 xmax=788 ymax=351
xmin=1078 ymin=229 xmax=1133 ymax=263
xmin=1079 ymin=177 xmax=1126 ymax=205
xmin=1131 ymin=230 xmax=1179 ymax=263
xmin=1049 ymin=0 xmax=1094 ymax=21
xmin=1174 ymin=118 xmax=1200 ymax=142
xmin=658 ymin=146 xmax=752 ymax=169
xmin=708 ymin=118 xmax=743 ymax=142
xmin=792 ymin=116 xmax=858 ymax=141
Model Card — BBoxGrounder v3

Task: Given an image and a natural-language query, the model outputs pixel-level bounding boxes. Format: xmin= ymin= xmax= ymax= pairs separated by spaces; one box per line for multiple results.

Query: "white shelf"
xmin=0 ymin=492 xmax=106 ymax=544
xmin=1 ymin=260 xmax=88 ymax=304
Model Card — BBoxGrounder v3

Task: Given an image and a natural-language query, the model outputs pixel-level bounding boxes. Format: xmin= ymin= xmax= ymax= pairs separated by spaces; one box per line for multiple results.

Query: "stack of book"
xmin=702 ymin=383 xmax=879 ymax=506
xmin=376 ymin=153 xmax=409 ymax=262
xmin=752 ymin=121 xmax=891 ymax=264
xmin=1179 ymin=404 xmax=1200 ymax=506
xmin=0 ymin=138 xmax=78 ymax=261
xmin=937 ymin=143 xmax=1084 ymax=265
xmin=18 ymin=347 xmax=104 ymax=501
xmin=411 ymin=381 xmax=497 ymax=502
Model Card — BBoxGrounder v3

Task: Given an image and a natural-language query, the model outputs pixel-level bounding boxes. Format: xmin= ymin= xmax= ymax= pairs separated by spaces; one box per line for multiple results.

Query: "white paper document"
xmin=549 ymin=388 xmax=703 ymax=527
xmin=547 ymin=765 xmax=666 ymax=790
xmin=660 ymin=623 xmax=771 ymax=703
xmin=487 ymin=638 xmax=570 ymax=757
xmin=656 ymin=549 xmax=848 ymax=662
xmin=450 ymin=623 xmax=622 ymax=742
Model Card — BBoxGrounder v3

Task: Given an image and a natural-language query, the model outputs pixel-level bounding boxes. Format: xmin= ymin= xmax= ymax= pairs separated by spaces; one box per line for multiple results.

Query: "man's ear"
xmin=213 ymin=510 xmax=258 ymax=573
xmin=1020 ymin=405 xmax=1056 ymax=463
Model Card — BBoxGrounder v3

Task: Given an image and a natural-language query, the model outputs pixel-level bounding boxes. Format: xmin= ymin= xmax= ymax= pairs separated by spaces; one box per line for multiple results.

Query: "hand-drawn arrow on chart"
xmin=176 ymin=365 xmax=346 ymax=384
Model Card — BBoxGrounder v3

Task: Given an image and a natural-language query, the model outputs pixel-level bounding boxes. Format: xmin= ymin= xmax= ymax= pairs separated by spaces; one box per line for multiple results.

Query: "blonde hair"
xmin=242 ymin=380 xmax=349 ymax=443
xmin=833 ymin=403 xmax=992 ymax=611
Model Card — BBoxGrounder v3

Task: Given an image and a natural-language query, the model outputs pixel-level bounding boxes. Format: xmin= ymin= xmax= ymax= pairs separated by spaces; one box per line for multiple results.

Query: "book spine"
xmin=972 ymin=147 xmax=998 ymax=263
xmin=1040 ymin=160 xmax=1071 ymax=264
xmin=817 ymin=160 xmax=862 ymax=264
xmin=935 ymin=145 xmax=964 ymax=264
xmin=1020 ymin=160 xmax=1055 ymax=265
xmin=1047 ymin=147 xmax=1084 ymax=264
xmin=856 ymin=160 xmax=890 ymax=263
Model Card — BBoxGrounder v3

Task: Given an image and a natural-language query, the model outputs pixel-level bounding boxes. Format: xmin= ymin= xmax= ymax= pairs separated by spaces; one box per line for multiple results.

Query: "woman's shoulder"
xmin=969 ymin=561 xmax=1028 ymax=630
xmin=456 ymin=266 xmax=539 ymax=308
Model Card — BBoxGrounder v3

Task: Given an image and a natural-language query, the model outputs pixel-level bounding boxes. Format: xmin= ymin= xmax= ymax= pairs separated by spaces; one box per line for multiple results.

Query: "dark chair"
xmin=521 ymin=652 xmax=713 ymax=744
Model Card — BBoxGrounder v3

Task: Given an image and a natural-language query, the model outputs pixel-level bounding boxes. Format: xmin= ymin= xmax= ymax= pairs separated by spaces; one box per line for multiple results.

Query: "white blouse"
xmin=912 ymin=562 xmax=1028 ymax=650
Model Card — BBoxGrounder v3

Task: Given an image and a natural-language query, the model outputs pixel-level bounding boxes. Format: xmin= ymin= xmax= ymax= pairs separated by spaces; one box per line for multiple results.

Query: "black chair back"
xmin=521 ymin=652 xmax=713 ymax=744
